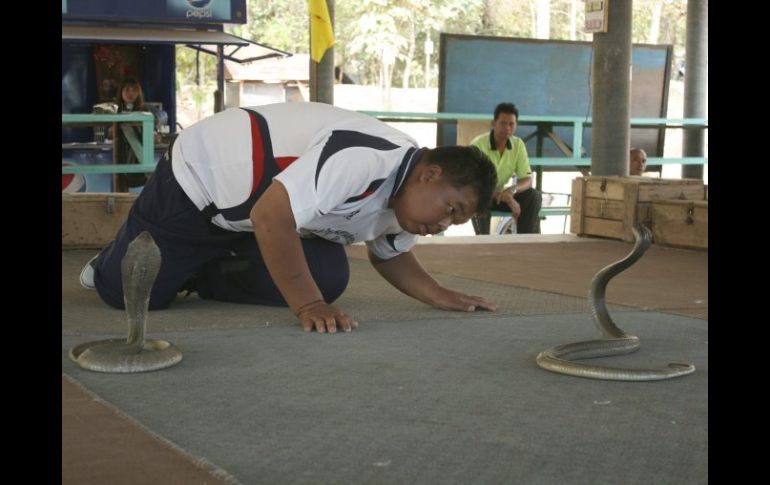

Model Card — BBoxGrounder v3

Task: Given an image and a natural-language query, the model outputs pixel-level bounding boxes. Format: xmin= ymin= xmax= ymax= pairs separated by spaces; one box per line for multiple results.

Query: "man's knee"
xmin=520 ymin=187 xmax=541 ymax=203
xmin=300 ymin=237 xmax=350 ymax=302
xmin=319 ymin=269 xmax=349 ymax=303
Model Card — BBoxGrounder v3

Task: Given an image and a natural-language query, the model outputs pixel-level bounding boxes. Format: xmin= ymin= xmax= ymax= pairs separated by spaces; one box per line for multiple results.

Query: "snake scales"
xmin=69 ymin=231 xmax=183 ymax=373
xmin=535 ymin=223 xmax=695 ymax=381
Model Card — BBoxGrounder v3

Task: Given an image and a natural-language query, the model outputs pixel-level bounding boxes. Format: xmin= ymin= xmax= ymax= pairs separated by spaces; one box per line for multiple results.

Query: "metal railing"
xmin=61 ymin=111 xmax=708 ymax=177
xmin=359 ymin=111 xmax=709 ymax=183
xmin=62 ymin=113 xmax=156 ymax=174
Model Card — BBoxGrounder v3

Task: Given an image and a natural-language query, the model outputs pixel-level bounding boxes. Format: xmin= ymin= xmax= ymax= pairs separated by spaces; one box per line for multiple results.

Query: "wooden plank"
xmin=584 ymin=198 xmax=625 ymax=221
xmin=583 ymin=176 xmax=703 ymax=201
xmin=622 ymin=182 xmax=640 ymax=242
xmin=583 ymin=175 xmax=703 ymax=185
xmin=544 ymin=127 xmax=573 ymax=156
xmin=583 ymin=217 xmax=625 ymax=240
xmin=651 ymin=200 xmax=708 ymax=249
xmin=570 ymin=177 xmax=585 ymax=234
xmin=456 ymin=120 xmax=492 ymax=145
xmin=62 ymin=193 xmax=138 ymax=248
xmin=584 ymin=178 xmax=627 ymax=200
xmin=638 ymin=203 xmax=652 ymax=225
xmin=637 ymin=184 xmax=704 ymax=202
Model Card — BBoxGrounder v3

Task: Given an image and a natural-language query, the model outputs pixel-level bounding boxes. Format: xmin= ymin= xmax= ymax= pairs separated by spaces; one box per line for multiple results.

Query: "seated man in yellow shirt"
xmin=469 ymin=102 xmax=542 ymax=234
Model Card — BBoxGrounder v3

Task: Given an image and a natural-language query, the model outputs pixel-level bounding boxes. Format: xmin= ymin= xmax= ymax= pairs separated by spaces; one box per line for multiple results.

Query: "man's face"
xmin=492 ymin=113 xmax=518 ymax=139
xmin=391 ymin=166 xmax=478 ymax=236
xmin=630 ymin=150 xmax=647 ymax=175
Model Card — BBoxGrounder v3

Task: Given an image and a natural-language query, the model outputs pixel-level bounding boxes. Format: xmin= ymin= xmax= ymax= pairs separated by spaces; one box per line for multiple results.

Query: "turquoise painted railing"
xmin=62 ymin=113 xmax=156 ymax=174
xmin=359 ymin=111 xmax=709 ymax=167
xmin=61 ymin=111 xmax=708 ymax=176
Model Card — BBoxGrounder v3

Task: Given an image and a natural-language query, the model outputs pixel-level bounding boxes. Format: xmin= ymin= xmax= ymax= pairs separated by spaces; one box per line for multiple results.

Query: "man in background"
xmin=468 ymin=102 xmax=542 ymax=234
xmin=630 ymin=147 xmax=647 ymax=176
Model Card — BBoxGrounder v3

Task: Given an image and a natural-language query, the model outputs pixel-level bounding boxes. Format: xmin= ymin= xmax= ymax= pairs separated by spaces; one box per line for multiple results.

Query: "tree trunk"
xmin=530 ymin=1 xmax=537 ymax=37
xmin=482 ymin=0 xmax=494 ymax=33
xmin=648 ymin=0 xmax=663 ymax=43
xmin=402 ymin=22 xmax=415 ymax=89
xmin=535 ymin=0 xmax=550 ymax=39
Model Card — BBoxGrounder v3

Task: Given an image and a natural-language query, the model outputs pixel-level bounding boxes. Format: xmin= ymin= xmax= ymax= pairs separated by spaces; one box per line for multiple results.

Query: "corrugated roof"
xmin=62 ymin=25 xmax=290 ymax=64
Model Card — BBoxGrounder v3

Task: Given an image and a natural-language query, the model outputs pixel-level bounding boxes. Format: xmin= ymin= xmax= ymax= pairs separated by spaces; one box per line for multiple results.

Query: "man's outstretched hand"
xmin=296 ymin=300 xmax=359 ymax=334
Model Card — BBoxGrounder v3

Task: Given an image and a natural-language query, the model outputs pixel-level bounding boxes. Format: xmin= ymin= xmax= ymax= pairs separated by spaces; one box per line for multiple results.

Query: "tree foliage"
xmin=336 ymin=0 xmax=485 ymax=87
xmin=178 ymin=0 xmax=691 ymax=89
xmin=229 ymin=0 xmax=310 ymax=53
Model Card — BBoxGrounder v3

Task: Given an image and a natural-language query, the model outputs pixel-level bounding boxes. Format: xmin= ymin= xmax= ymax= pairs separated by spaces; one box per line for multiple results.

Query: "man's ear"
xmin=419 ymin=164 xmax=443 ymax=183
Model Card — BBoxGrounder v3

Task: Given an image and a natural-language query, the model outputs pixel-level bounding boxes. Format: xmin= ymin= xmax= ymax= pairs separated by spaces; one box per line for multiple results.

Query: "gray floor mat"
xmin=63 ymin=250 xmax=634 ymax=336
xmin=63 ymin=311 xmax=707 ymax=485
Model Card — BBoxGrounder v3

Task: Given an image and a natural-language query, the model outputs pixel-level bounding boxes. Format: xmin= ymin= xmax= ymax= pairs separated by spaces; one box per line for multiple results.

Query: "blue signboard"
xmin=438 ymin=34 xmax=672 ymax=157
xmin=62 ymin=0 xmax=246 ymax=25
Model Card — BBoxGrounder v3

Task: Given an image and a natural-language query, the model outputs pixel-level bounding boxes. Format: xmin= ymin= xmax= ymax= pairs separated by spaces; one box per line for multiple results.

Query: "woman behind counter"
xmin=109 ymin=77 xmax=161 ymax=191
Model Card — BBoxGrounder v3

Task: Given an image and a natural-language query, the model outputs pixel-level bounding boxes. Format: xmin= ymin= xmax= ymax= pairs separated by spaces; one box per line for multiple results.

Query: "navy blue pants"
xmin=93 ymin=155 xmax=349 ymax=310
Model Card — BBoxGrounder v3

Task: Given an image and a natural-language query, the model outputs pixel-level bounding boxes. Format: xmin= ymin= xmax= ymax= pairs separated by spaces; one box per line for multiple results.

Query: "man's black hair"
xmin=493 ymin=102 xmax=519 ymax=120
xmin=427 ymin=146 xmax=497 ymax=214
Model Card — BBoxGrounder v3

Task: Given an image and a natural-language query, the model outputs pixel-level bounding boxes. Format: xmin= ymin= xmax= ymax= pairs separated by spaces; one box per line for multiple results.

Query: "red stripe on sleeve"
xmin=249 ymin=113 xmax=265 ymax=195
xmin=275 ymin=156 xmax=299 ymax=171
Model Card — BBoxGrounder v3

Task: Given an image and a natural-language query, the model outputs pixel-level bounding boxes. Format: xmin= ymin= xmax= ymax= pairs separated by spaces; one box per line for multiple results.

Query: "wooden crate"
xmin=570 ymin=176 xmax=705 ymax=242
xmin=456 ymin=120 xmax=492 ymax=145
xmin=62 ymin=192 xmax=138 ymax=248
xmin=650 ymin=199 xmax=708 ymax=249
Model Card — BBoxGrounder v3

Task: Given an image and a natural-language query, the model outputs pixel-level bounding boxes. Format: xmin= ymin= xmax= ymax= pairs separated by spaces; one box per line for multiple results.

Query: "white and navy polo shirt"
xmin=171 ymin=102 xmax=422 ymax=260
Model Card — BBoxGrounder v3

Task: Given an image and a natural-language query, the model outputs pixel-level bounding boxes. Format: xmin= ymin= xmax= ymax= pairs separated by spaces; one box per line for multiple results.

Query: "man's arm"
xmin=515 ymin=176 xmax=532 ymax=192
xmin=495 ymin=175 xmax=532 ymax=216
xmin=368 ymin=249 xmax=497 ymax=312
xmin=499 ymin=137 xmax=534 ymax=215
xmin=512 ymin=137 xmax=534 ymax=194
xmin=251 ymin=181 xmax=357 ymax=333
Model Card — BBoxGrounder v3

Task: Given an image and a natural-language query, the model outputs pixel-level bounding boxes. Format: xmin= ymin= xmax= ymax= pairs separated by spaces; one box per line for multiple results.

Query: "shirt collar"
xmin=391 ymin=147 xmax=426 ymax=198
xmin=488 ymin=129 xmax=512 ymax=150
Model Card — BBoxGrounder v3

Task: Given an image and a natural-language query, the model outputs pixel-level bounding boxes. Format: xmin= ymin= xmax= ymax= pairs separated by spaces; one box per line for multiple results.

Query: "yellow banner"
xmin=309 ymin=0 xmax=335 ymax=63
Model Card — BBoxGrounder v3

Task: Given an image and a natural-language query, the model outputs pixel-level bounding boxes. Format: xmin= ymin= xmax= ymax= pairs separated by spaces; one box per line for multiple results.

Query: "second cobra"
xmin=535 ymin=223 xmax=695 ymax=381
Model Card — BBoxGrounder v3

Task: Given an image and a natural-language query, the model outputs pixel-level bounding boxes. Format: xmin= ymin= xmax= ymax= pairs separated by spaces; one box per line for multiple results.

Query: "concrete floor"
xmin=62 ymin=235 xmax=707 ymax=484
